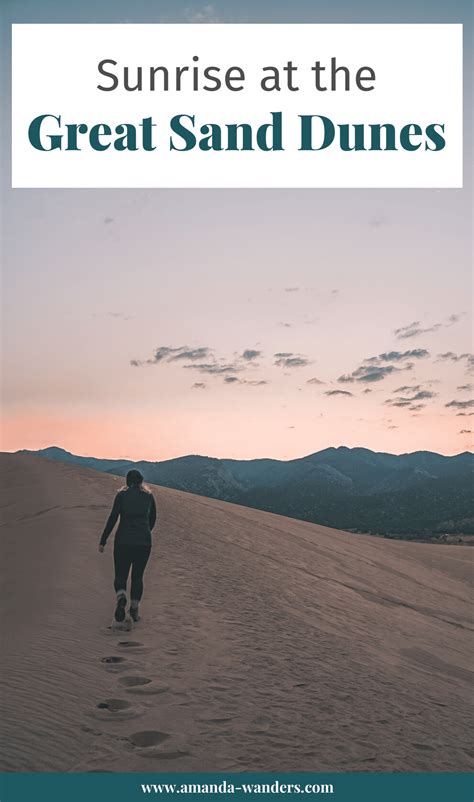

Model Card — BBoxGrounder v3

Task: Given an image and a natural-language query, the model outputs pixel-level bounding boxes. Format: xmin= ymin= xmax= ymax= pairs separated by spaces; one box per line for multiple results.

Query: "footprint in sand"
xmin=130 ymin=731 xmax=170 ymax=747
xmin=119 ymin=676 xmax=152 ymax=687
xmin=116 ymin=641 xmax=152 ymax=654
xmin=100 ymin=655 xmax=139 ymax=673
xmin=125 ymin=681 xmax=170 ymax=696
xmin=117 ymin=675 xmax=170 ymax=696
xmin=101 ymin=656 xmax=126 ymax=664
xmin=90 ymin=697 xmax=143 ymax=721
xmin=128 ymin=731 xmax=189 ymax=761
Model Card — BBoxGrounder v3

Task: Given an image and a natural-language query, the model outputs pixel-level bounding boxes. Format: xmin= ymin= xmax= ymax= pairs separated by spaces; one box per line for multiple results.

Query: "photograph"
xmin=1 ymin=1 xmax=472 ymax=800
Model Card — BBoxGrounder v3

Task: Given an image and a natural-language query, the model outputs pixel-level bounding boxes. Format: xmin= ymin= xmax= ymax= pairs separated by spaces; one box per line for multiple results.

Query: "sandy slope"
xmin=0 ymin=453 xmax=472 ymax=773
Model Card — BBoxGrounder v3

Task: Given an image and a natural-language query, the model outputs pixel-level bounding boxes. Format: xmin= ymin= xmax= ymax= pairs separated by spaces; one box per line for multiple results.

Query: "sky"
xmin=1 ymin=0 xmax=472 ymax=462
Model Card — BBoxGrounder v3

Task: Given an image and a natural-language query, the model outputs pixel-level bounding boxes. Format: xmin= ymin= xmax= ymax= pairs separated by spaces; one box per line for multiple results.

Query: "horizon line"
xmin=8 ymin=443 xmax=474 ymax=464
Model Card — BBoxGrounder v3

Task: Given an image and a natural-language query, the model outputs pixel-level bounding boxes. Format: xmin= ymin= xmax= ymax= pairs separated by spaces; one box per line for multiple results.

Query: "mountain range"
xmin=17 ymin=445 xmax=474 ymax=539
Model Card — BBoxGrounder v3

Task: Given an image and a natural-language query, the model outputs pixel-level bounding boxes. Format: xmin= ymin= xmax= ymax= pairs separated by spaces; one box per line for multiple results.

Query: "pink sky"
xmin=2 ymin=189 xmax=472 ymax=460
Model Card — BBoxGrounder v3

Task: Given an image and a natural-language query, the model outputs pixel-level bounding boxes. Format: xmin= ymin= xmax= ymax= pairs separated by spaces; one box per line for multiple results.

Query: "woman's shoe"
xmin=129 ymin=605 xmax=140 ymax=623
xmin=114 ymin=595 xmax=127 ymax=622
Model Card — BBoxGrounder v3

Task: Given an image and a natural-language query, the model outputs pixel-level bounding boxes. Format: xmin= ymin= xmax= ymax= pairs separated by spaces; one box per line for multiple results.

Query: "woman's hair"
xmin=121 ymin=469 xmax=150 ymax=493
xmin=126 ymin=469 xmax=144 ymax=487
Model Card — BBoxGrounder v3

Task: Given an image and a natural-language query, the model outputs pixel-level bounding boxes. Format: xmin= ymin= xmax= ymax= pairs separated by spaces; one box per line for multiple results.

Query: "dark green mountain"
xmin=17 ymin=445 xmax=474 ymax=539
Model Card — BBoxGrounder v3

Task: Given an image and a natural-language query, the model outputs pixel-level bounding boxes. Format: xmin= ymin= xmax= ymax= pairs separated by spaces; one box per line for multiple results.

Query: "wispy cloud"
xmin=325 ymin=390 xmax=353 ymax=397
xmin=306 ymin=377 xmax=325 ymax=385
xmin=394 ymin=384 xmax=422 ymax=393
xmin=339 ymin=365 xmax=399 ymax=384
xmin=131 ymin=344 xmax=267 ymax=379
xmin=368 ymin=214 xmax=388 ymax=228
xmin=337 ymin=350 xmax=428 ymax=385
xmin=446 ymin=399 xmax=474 ymax=410
xmin=274 ymin=352 xmax=310 ymax=368
xmin=394 ymin=321 xmax=441 ymax=339
xmin=131 ymin=345 xmax=212 ymax=366
xmin=222 ymin=378 xmax=269 ymax=387
xmin=170 ymin=347 xmax=212 ymax=362
xmin=191 ymin=382 xmax=206 ymax=390
xmin=366 ymin=349 xmax=429 ymax=364
xmin=385 ymin=390 xmax=436 ymax=411
xmin=241 ymin=349 xmax=261 ymax=361
xmin=437 ymin=352 xmax=473 ymax=372
xmin=386 ymin=390 xmax=436 ymax=402
xmin=184 ymin=4 xmax=220 ymax=22
xmin=183 ymin=362 xmax=242 ymax=376
xmin=394 ymin=315 xmax=461 ymax=340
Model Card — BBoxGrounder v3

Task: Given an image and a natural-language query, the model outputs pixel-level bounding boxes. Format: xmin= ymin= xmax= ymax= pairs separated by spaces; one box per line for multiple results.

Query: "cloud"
xmin=339 ymin=365 xmax=399 ymax=384
xmin=457 ymin=384 xmax=473 ymax=392
xmin=184 ymin=362 xmax=242 ymax=375
xmin=409 ymin=391 xmax=437 ymax=400
xmin=284 ymin=287 xmax=299 ymax=293
xmin=385 ymin=390 xmax=437 ymax=408
xmin=386 ymin=400 xmax=412 ymax=408
xmin=279 ymin=322 xmax=292 ymax=328
xmin=103 ymin=217 xmax=114 ymax=224
xmin=221 ymin=377 xmax=269 ymax=387
xmin=324 ymin=390 xmax=353 ymax=397
xmin=366 ymin=349 xmax=429 ymax=363
xmin=394 ymin=321 xmax=441 ymax=339
xmin=445 ymin=399 xmax=474 ymax=410
xmin=394 ymin=315 xmax=460 ymax=340
xmin=394 ymin=384 xmax=422 ymax=393
xmin=437 ymin=353 xmax=473 ymax=372
xmin=274 ymin=352 xmax=310 ymax=368
xmin=447 ymin=314 xmax=461 ymax=326
xmin=131 ymin=344 xmax=251 ymax=377
xmin=170 ymin=347 xmax=212 ymax=362
xmin=338 ymin=351 xmax=428 ymax=385
xmin=132 ymin=345 xmax=210 ymax=366
xmin=306 ymin=377 xmax=325 ymax=385
xmin=109 ymin=311 xmax=132 ymax=320
xmin=192 ymin=382 xmax=206 ymax=390
xmin=387 ymin=425 xmax=398 ymax=429
xmin=369 ymin=215 xmax=388 ymax=228
xmin=184 ymin=4 xmax=220 ymax=22
xmin=456 ymin=412 xmax=474 ymax=417
xmin=459 ymin=429 xmax=472 ymax=434
xmin=241 ymin=349 xmax=261 ymax=361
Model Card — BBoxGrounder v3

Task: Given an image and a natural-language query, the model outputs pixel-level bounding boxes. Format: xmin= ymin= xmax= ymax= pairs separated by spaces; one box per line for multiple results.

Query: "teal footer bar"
xmin=0 ymin=772 xmax=472 ymax=802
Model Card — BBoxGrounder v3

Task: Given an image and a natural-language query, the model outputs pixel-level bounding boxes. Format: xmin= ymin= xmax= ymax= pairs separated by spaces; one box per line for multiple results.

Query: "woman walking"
xmin=99 ymin=470 xmax=157 ymax=622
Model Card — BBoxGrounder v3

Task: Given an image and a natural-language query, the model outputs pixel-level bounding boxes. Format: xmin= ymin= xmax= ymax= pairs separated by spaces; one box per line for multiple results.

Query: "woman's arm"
xmin=99 ymin=492 xmax=122 ymax=546
xmin=149 ymin=495 xmax=157 ymax=531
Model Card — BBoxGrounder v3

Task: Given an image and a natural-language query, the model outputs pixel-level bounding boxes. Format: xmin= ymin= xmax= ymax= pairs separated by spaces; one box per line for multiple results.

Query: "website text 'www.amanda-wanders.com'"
xmin=140 ymin=780 xmax=335 ymax=795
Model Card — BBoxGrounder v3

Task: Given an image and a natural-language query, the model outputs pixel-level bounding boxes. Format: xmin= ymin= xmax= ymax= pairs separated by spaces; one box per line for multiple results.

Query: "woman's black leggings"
xmin=113 ymin=544 xmax=151 ymax=602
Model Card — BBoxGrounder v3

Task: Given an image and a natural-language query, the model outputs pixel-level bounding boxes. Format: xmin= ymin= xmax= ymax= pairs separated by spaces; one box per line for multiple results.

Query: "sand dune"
xmin=0 ymin=452 xmax=472 ymax=773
